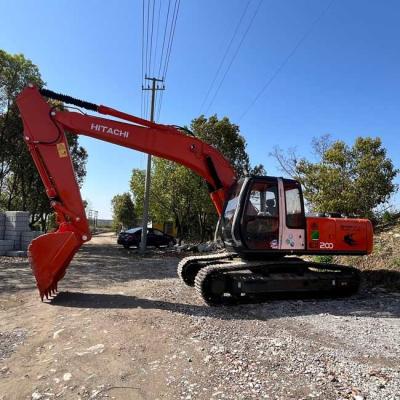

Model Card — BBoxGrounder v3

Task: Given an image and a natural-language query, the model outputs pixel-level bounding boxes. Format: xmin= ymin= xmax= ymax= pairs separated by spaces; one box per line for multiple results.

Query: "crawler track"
xmin=192 ymin=258 xmax=360 ymax=306
xmin=177 ymin=252 xmax=237 ymax=286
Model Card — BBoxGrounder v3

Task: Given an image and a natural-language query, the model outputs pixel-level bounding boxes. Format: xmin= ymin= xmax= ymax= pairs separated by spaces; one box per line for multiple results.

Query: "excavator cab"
xmin=221 ymin=177 xmax=306 ymax=256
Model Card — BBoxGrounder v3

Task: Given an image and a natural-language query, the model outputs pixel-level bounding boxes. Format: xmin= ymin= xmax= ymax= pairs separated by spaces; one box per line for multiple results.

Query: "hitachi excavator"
xmin=16 ymin=85 xmax=373 ymax=305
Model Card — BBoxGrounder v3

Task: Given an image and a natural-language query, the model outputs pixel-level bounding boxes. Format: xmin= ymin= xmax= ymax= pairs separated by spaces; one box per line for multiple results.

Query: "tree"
xmin=191 ymin=115 xmax=250 ymax=176
xmin=130 ymin=115 xmax=263 ymax=241
xmin=111 ymin=193 xmax=136 ymax=231
xmin=0 ymin=50 xmax=88 ymax=230
xmin=272 ymin=136 xmax=398 ymax=218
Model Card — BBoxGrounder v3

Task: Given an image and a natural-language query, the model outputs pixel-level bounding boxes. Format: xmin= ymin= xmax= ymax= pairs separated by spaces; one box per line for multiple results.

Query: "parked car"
xmin=117 ymin=227 xmax=176 ymax=249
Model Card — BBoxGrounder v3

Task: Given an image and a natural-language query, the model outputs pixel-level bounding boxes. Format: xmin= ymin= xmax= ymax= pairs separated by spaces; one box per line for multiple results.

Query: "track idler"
xmin=177 ymin=252 xmax=236 ymax=287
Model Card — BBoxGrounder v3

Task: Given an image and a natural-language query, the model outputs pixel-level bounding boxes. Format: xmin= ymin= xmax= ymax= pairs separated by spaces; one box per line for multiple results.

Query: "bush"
xmin=314 ymin=255 xmax=334 ymax=264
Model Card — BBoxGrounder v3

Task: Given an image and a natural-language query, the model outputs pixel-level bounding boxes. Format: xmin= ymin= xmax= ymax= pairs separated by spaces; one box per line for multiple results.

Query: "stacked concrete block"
xmin=0 ymin=211 xmax=43 ymax=257
xmin=6 ymin=250 xmax=28 ymax=257
xmin=0 ymin=213 xmax=13 ymax=254
xmin=0 ymin=212 xmax=5 ymax=240
xmin=5 ymin=211 xmax=30 ymax=230
xmin=4 ymin=231 xmax=21 ymax=250
xmin=21 ymin=231 xmax=43 ymax=251
xmin=0 ymin=239 xmax=14 ymax=256
xmin=4 ymin=212 xmax=30 ymax=250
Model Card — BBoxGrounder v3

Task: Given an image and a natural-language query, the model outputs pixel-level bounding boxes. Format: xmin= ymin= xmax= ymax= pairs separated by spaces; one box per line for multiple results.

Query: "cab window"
xmin=284 ymin=181 xmax=305 ymax=229
xmin=241 ymin=180 xmax=279 ymax=249
xmin=222 ymin=180 xmax=244 ymax=241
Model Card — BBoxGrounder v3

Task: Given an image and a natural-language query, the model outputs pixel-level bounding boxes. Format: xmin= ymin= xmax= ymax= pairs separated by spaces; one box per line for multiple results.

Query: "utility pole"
xmin=139 ymin=76 xmax=165 ymax=254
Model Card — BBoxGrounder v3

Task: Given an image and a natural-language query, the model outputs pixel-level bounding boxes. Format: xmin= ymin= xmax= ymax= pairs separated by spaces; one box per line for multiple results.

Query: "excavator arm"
xmin=16 ymin=85 xmax=236 ymax=299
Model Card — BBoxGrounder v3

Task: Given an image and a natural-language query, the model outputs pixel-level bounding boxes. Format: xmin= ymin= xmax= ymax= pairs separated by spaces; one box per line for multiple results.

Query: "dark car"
xmin=117 ymin=227 xmax=176 ymax=249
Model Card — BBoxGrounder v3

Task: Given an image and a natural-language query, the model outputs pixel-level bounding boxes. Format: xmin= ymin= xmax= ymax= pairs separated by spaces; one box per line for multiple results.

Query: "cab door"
xmin=279 ymin=179 xmax=305 ymax=250
xmin=240 ymin=178 xmax=280 ymax=250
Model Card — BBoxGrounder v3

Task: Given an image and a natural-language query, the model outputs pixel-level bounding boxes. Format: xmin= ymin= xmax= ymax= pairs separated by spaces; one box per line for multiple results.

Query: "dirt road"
xmin=0 ymin=233 xmax=399 ymax=400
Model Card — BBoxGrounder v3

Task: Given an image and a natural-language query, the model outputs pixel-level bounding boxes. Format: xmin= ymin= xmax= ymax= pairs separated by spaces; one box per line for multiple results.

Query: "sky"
xmin=1 ymin=0 xmax=399 ymax=218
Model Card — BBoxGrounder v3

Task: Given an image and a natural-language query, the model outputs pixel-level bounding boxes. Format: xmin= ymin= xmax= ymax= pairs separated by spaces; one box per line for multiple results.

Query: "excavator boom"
xmin=16 ymin=85 xmax=236 ymax=299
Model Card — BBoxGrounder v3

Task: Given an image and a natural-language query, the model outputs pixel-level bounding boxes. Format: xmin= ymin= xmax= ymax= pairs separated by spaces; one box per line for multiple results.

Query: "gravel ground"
xmin=0 ymin=233 xmax=399 ymax=400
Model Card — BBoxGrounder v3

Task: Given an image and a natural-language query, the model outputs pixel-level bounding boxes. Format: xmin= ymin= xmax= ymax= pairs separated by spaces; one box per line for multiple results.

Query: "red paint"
xmin=306 ymin=217 xmax=373 ymax=253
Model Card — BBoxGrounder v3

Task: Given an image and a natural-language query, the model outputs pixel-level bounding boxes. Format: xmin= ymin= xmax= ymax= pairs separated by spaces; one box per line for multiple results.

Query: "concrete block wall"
xmin=21 ymin=231 xmax=43 ymax=251
xmin=0 ymin=212 xmax=5 ymax=240
xmin=4 ymin=211 xmax=30 ymax=250
xmin=0 ymin=240 xmax=14 ymax=256
xmin=0 ymin=211 xmax=44 ymax=257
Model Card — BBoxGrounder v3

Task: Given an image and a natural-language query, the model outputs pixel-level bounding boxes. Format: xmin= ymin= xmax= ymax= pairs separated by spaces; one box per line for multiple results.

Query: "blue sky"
xmin=1 ymin=0 xmax=399 ymax=218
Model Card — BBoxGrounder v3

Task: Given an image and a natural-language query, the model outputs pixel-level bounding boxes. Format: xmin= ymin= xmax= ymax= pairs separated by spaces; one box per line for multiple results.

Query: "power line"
xmin=162 ymin=0 xmax=180 ymax=80
xmin=239 ymin=0 xmax=336 ymax=122
xmin=154 ymin=0 xmax=172 ymax=120
xmin=144 ymin=87 xmax=149 ymax=118
xmin=141 ymin=0 xmax=145 ymax=81
xmin=204 ymin=0 xmax=263 ymax=115
xmin=145 ymin=0 xmax=151 ymax=79
xmin=156 ymin=88 xmax=164 ymax=120
xmin=158 ymin=0 xmax=172 ymax=78
xmin=152 ymin=0 xmax=162 ymax=77
xmin=141 ymin=0 xmax=180 ymax=121
xmin=158 ymin=0 xmax=180 ymax=120
xmin=148 ymin=0 xmax=156 ymax=76
xmin=199 ymin=0 xmax=252 ymax=114
xmin=141 ymin=0 xmax=146 ymax=117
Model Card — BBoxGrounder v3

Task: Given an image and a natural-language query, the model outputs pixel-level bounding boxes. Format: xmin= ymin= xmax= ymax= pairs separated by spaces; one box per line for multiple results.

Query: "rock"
xmin=31 ymin=392 xmax=42 ymax=400
xmin=76 ymin=344 xmax=104 ymax=356
xmin=53 ymin=329 xmax=64 ymax=339
xmin=63 ymin=372 xmax=72 ymax=381
xmin=204 ymin=355 xmax=212 ymax=363
xmin=197 ymin=241 xmax=218 ymax=253
xmin=90 ymin=390 xmax=100 ymax=398
xmin=176 ymin=244 xmax=190 ymax=253
xmin=328 ymin=375 xmax=337 ymax=382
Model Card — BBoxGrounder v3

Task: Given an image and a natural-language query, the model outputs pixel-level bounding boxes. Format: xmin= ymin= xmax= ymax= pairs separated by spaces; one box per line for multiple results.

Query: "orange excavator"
xmin=16 ymin=85 xmax=373 ymax=304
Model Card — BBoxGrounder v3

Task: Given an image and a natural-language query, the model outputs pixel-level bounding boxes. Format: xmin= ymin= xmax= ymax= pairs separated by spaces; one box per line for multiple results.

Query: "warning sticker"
xmin=56 ymin=143 xmax=68 ymax=158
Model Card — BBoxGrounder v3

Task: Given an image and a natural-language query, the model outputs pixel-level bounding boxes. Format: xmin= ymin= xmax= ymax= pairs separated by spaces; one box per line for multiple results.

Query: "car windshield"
xmin=124 ymin=228 xmax=141 ymax=234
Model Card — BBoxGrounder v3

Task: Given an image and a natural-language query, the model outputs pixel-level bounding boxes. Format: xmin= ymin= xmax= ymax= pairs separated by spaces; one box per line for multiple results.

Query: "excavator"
xmin=16 ymin=85 xmax=373 ymax=305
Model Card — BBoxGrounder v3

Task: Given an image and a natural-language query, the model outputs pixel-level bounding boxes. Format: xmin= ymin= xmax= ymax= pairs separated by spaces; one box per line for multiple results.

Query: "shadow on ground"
xmin=50 ymin=289 xmax=400 ymax=320
xmin=64 ymin=245 xmax=179 ymax=289
xmin=0 ymin=241 xmax=180 ymax=293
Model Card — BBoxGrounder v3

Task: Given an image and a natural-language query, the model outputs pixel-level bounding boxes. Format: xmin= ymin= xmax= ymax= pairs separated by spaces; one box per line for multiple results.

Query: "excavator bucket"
xmin=29 ymin=231 xmax=82 ymax=300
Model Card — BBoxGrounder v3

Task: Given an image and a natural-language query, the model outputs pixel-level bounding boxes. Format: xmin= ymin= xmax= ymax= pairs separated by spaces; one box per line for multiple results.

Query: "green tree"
xmin=191 ymin=115 xmax=250 ymax=176
xmin=0 ymin=50 xmax=88 ymax=230
xmin=130 ymin=169 xmax=146 ymax=217
xmin=272 ymin=136 xmax=398 ymax=219
xmin=130 ymin=115 xmax=263 ymax=241
xmin=111 ymin=192 xmax=136 ymax=231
